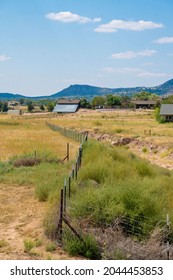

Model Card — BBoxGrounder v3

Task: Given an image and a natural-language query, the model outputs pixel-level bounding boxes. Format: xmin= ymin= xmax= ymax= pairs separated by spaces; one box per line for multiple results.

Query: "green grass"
xmin=24 ymin=239 xmax=35 ymax=252
xmin=63 ymin=230 xmax=101 ymax=259
xmin=68 ymin=140 xmax=173 ymax=238
xmin=0 ymin=151 xmax=72 ymax=202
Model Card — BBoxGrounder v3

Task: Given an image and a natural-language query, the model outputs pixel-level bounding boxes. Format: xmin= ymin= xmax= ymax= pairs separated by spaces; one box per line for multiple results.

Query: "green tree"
xmin=2 ymin=102 xmax=8 ymax=112
xmin=47 ymin=102 xmax=55 ymax=112
xmin=106 ymin=94 xmax=121 ymax=107
xmin=80 ymin=98 xmax=91 ymax=108
xmin=132 ymin=91 xmax=159 ymax=101
xmin=40 ymin=104 xmax=45 ymax=111
xmin=19 ymin=98 xmax=25 ymax=105
xmin=0 ymin=101 xmax=3 ymax=111
xmin=27 ymin=101 xmax=34 ymax=112
xmin=92 ymin=96 xmax=106 ymax=107
xmin=162 ymin=96 xmax=173 ymax=104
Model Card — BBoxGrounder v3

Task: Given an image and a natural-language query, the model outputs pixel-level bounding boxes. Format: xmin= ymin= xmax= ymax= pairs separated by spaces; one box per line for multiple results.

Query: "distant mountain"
xmin=49 ymin=79 xmax=173 ymax=99
xmin=50 ymin=84 xmax=117 ymax=99
xmin=0 ymin=92 xmax=26 ymax=101
xmin=1 ymin=79 xmax=173 ymax=100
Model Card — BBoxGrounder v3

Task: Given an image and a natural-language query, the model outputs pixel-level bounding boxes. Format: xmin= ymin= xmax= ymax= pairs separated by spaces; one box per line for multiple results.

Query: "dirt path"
xmin=0 ymin=184 xmax=81 ymax=260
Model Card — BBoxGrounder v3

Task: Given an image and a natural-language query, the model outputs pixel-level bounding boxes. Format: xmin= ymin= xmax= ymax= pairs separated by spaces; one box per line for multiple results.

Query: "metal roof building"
xmin=53 ymin=99 xmax=80 ymax=113
xmin=160 ymin=104 xmax=173 ymax=121
xmin=131 ymin=100 xmax=156 ymax=109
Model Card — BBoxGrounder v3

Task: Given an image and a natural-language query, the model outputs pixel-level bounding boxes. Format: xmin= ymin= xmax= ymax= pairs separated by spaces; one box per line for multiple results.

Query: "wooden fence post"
xmin=72 ymin=165 xmax=75 ymax=180
xmin=57 ymin=189 xmax=64 ymax=243
xmin=68 ymin=175 xmax=71 ymax=198
xmin=67 ymin=143 xmax=69 ymax=162
xmin=166 ymin=214 xmax=170 ymax=260
xmin=75 ymin=161 xmax=78 ymax=180
xmin=64 ymin=179 xmax=67 ymax=215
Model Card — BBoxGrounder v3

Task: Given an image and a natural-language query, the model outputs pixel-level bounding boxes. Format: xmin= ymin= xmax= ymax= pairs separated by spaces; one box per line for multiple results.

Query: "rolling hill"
xmin=0 ymin=79 xmax=173 ymax=100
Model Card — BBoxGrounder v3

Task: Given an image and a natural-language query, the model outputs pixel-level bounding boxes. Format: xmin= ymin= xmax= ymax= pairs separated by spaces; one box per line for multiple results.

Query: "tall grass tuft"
xmin=68 ymin=140 xmax=173 ymax=238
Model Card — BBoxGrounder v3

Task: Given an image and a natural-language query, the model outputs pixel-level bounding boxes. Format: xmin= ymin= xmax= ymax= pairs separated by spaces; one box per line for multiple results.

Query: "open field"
xmin=48 ymin=109 xmax=173 ymax=169
xmin=1 ymin=109 xmax=173 ymax=259
xmin=0 ymin=114 xmax=79 ymax=161
xmin=0 ymin=114 xmax=81 ymax=259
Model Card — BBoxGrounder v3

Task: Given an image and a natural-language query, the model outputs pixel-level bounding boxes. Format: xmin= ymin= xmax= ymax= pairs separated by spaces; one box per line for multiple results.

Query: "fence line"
xmin=46 ymin=122 xmax=88 ymax=143
xmin=46 ymin=122 xmax=88 ymax=242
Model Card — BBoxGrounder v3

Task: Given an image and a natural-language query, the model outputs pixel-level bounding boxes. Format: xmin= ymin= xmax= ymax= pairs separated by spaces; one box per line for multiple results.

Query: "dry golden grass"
xmin=0 ymin=114 xmax=79 ymax=161
xmin=0 ymin=113 xmax=83 ymax=260
xmin=48 ymin=109 xmax=173 ymax=145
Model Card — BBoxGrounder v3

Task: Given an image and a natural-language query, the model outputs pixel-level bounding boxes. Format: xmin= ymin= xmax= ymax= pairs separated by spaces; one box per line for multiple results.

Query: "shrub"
xmin=13 ymin=157 xmax=41 ymax=167
xmin=63 ymin=231 xmax=101 ymax=259
xmin=0 ymin=239 xmax=8 ymax=248
xmin=24 ymin=239 xmax=35 ymax=252
xmin=46 ymin=242 xmax=57 ymax=252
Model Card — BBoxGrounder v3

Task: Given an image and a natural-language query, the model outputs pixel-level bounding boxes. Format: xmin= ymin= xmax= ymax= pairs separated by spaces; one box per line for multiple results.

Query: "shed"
xmin=53 ymin=99 xmax=80 ymax=113
xmin=131 ymin=100 xmax=156 ymax=109
xmin=160 ymin=104 xmax=173 ymax=121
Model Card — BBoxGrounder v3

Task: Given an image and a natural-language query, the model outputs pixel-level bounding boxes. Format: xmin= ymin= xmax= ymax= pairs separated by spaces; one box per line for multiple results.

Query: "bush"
xmin=46 ymin=242 xmax=57 ymax=252
xmin=63 ymin=231 xmax=101 ymax=259
xmin=13 ymin=157 xmax=41 ymax=167
xmin=24 ymin=239 xmax=35 ymax=252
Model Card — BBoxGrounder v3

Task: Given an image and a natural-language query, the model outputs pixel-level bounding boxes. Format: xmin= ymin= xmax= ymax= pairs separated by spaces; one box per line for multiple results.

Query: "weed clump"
xmin=13 ymin=157 xmax=41 ymax=167
xmin=63 ymin=231 xmax=101 ymax=259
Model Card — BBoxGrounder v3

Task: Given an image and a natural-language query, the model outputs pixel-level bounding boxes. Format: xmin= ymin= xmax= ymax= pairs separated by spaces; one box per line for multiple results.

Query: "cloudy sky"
xmin=0 ymin=0 xmax=173 ymax=96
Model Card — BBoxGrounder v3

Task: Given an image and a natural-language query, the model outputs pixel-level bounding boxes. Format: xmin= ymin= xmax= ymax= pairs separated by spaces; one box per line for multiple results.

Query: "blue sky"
xmin=0 ymin=0 xmax=173 ymax=96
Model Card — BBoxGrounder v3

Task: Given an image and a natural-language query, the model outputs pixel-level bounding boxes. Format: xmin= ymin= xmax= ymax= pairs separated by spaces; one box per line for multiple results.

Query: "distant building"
xmin=160 ymin=104 xmax=173 ymax=122
xmin=131 ymin=100 xmax=156 ymax=109
xmin=53 ymin=99 xmax=80 ymax=113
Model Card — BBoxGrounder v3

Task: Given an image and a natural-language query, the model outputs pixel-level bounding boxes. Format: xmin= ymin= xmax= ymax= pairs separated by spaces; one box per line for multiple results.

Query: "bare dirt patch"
xmin=0 ymin=184 xmax=82 ymax=260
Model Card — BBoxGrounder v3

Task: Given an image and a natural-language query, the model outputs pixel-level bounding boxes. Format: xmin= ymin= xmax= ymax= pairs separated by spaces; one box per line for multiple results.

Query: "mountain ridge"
xmin=0 ymin=79 xmax=173 ymax=100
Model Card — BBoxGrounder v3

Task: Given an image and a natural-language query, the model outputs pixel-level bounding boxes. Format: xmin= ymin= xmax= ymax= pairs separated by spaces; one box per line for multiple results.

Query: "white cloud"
xmin=154 ymin=37 xmax=173 ymax=44
xmin=137 ymin=72 xmax=172 ymax=78
xmin=46 ymin=11 xmax=101 ymax=24
xmin=112 ymin=49 xmax=157 ymax=59
xmin=0 ymin=55 xmax=11 ymax=62
xmin=95 ymin=19 xmax=163 ymax=33
xmin=102 ymin=67 xmax=141 ymax=73
xmin=102 ymin=67 xmax=172 ymax=79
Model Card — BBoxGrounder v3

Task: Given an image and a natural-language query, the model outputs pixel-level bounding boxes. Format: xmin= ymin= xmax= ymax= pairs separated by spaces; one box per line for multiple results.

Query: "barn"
xmin=160 ymin=104 xmax=173 ymax=122
xmin=53 ymin=99 xmax=80 ymax=113
xmin=131 ymin=100 xmax=156 ymax=109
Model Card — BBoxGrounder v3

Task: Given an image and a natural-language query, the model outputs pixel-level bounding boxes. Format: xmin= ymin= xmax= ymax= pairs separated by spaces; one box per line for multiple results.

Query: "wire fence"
xmin=47 ymin=122 xmax=173 ymax=260
xmin=46 ymin=121 xmax=87 ymax=143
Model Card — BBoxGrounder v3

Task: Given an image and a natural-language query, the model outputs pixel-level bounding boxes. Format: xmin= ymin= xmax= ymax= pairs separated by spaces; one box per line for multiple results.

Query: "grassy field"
xmin=0 ymin=114 xmax=81 ymax=260
xmin=1 ymin=109 xmax=173 ymax=259
xmin=48 ymin=109 xmax=173 ymax=145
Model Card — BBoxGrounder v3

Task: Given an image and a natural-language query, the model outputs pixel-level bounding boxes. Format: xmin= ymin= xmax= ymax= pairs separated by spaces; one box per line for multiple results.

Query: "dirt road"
xmin=0 ymin=184 xmax=80 ymax=260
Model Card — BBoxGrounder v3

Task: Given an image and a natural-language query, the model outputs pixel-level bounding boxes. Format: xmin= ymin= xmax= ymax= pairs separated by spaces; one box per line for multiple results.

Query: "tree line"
xmin=80 ymin=91 xmax=160 ymax=109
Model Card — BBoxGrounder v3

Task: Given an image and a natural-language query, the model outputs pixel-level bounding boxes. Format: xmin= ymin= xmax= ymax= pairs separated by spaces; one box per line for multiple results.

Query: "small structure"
xmin=7 ymin=109 xmax=22 ymax=116
xmin=53 ymin=99 xmax=80 ymax=113
xmin=160 ymin=104 xmax=173 ymax=122
xmin=131 ymin=100 xmax=156 ymax=109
